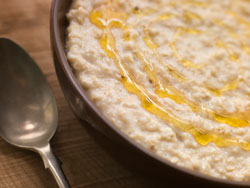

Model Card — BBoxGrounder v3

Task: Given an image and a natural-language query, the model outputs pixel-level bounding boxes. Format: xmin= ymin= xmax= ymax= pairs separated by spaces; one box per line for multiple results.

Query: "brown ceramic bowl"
xmin=50 ymin=0 xmax=250 ymax=187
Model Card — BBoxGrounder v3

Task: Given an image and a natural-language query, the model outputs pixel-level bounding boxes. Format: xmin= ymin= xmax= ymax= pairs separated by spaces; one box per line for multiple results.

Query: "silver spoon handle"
xmin=36 ymin=144 xmax=71 ymax=188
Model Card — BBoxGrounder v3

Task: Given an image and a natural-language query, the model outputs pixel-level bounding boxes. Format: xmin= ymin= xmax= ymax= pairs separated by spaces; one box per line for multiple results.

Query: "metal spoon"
xmin=0 ymin=38 xmax=70 ymax=188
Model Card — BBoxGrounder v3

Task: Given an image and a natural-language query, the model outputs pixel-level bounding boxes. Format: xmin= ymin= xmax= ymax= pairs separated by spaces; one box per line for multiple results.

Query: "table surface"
xmin=0 ymin=0 xmax=161 ymax=187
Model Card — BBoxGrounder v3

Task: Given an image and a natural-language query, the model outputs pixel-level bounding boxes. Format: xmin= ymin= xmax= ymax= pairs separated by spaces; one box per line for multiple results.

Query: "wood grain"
xmin=0 ymin=1 xmax=160 ymax=188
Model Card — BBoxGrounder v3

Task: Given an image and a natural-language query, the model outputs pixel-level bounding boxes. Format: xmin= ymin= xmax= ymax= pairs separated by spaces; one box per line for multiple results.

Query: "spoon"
xmin=0 ymin=38 xmax=70 ymax=188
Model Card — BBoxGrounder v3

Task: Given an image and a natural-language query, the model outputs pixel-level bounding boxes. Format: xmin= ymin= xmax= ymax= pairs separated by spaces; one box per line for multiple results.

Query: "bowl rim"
xmin=50 ymin=0 xmax=250 ymax=186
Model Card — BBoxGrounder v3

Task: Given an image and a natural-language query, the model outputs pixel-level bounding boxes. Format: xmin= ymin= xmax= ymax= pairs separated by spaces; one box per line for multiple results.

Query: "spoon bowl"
xmin=0 ymin=38 xmax=57 ymax=148
xmin=0 ymin=38 xmax=70 ymax=188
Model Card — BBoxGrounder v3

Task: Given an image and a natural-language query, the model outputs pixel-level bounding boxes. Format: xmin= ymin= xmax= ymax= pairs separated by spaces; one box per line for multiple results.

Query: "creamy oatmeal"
xmin=66 ymin=0 xmax=250 ymax=181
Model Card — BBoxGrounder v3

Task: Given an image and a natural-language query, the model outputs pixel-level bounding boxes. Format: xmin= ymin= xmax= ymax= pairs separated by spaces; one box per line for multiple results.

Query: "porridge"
xmin=66 ymin=0 xmax=250 ymax=181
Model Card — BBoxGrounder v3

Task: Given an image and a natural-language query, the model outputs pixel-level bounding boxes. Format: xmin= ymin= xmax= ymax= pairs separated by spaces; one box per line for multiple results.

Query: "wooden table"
xmin=0 ymin=0 xmax=160 ymax=187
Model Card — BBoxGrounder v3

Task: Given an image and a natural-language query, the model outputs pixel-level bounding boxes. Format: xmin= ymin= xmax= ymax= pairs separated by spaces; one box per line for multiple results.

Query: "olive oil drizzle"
xmin=89 ymin=0 xmax=250 ymax=150
xmin=170 ymin=27 xmax=205 ymax=69
xmin=132 ymin=21 xmax=249 ymax=127
xmin=143 ymin=10 xmax=242 ymax=96
xmin=135 ymin=34 xmax=250 ymax=128
xmin=134 ymin=5 xmax=250 ymax=125
xmin=143 ymin=21 xmax=186 ymax=81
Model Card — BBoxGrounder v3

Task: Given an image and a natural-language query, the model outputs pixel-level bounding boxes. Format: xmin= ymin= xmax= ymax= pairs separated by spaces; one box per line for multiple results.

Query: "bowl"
xmin=50 ymin=0 xmax=250 ymax=187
